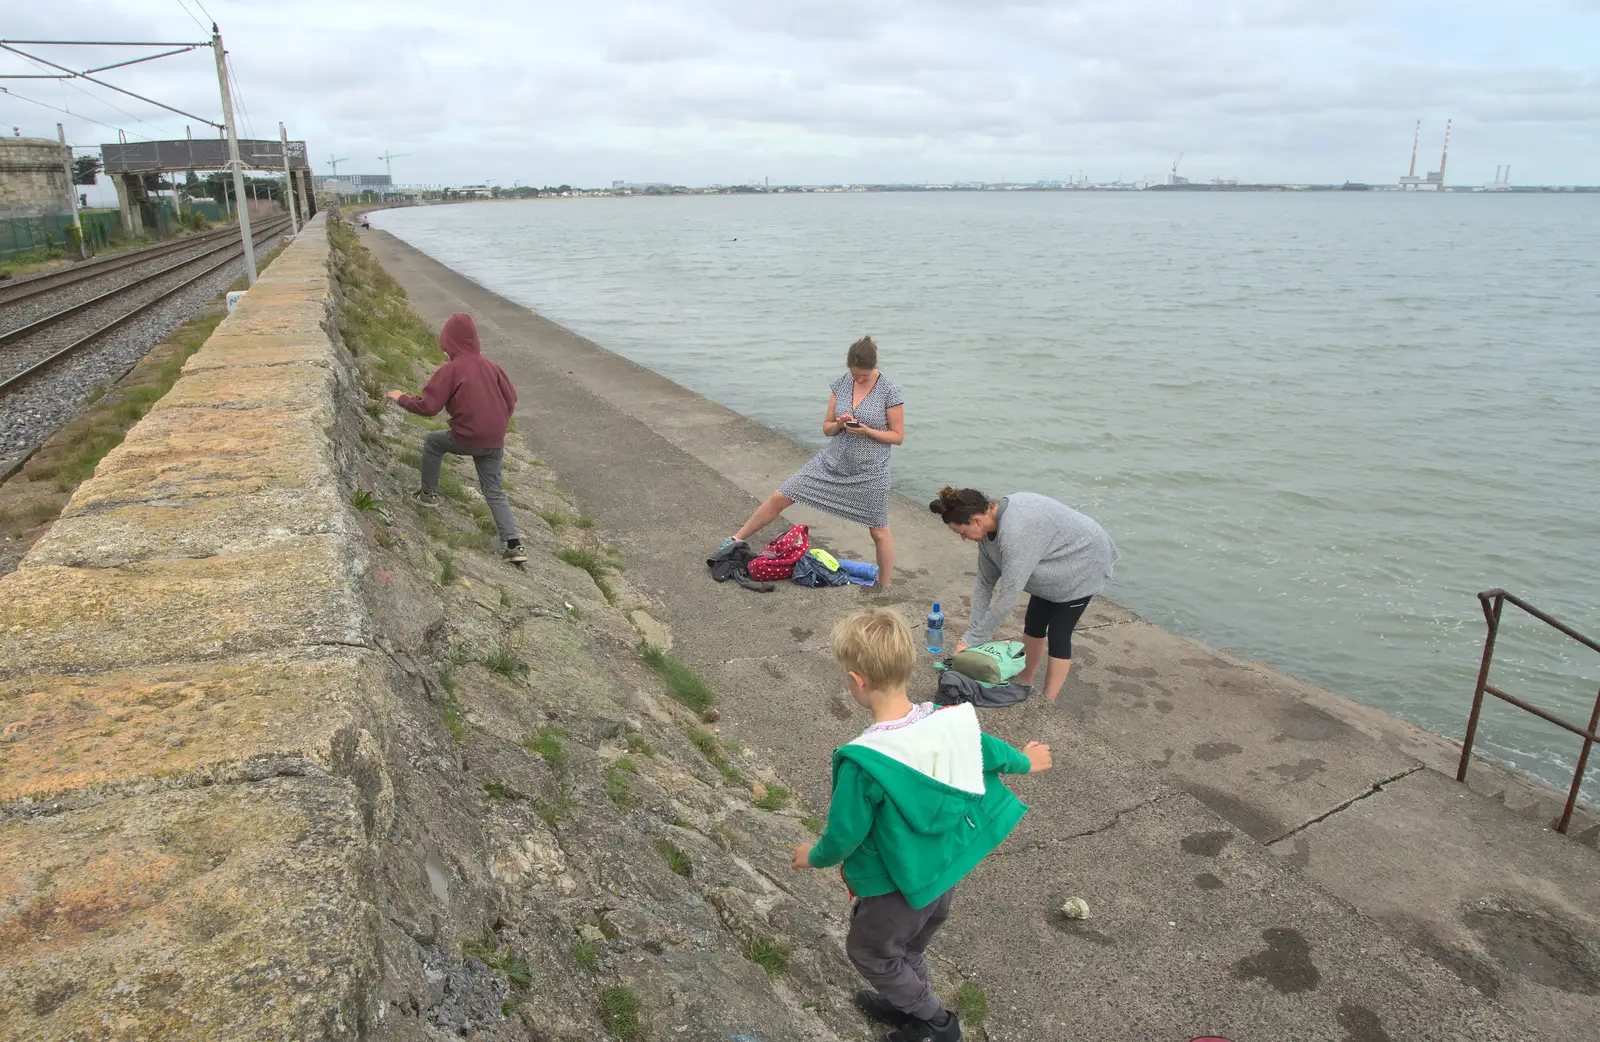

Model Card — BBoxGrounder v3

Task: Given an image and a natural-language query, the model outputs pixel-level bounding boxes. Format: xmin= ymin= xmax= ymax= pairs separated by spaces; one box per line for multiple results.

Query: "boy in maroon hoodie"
xmin=386 ymin=312 xmax=526 ymax=564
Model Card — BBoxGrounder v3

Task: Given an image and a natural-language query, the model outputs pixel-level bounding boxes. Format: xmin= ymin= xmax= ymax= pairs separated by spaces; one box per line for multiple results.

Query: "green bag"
xmin=939 ymin=640 xmax=1027 ymax=687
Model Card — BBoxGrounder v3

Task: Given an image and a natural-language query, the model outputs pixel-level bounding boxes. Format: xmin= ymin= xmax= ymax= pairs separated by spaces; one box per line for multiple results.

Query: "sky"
xmin=3 ymin=0 xmax=1597 ymax=198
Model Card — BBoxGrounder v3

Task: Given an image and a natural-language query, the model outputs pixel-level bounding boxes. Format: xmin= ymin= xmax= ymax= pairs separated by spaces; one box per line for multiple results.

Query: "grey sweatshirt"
xmin=963 ymin=493 xmax=1118 ymax=646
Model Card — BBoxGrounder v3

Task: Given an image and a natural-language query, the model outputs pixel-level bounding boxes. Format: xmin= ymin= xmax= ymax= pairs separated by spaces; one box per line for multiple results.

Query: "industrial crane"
xmin=326 ymin=156 xmax=352 ymax=177
xmin=378 ymin=150 xmax=411 ymax=182
xmin=1170 ymin=152 xmax=1184 ymax=185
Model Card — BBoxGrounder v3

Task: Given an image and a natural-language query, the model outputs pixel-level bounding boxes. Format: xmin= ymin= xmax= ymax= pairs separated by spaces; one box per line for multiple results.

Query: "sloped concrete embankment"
xmin=0 ymin=215 xmax=879 ymax=1040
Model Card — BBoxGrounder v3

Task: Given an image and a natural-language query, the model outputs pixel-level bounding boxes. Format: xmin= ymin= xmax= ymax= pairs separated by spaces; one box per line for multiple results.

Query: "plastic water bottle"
xmin=926 ymin=603 xmax=945 ymax=655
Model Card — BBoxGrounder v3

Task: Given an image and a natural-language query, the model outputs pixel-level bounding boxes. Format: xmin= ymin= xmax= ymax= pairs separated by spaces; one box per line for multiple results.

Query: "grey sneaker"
xmin=411 ymin=490 xmax=441 ymax=508
xmin=503 ymin=542 xmax=528 ymax=564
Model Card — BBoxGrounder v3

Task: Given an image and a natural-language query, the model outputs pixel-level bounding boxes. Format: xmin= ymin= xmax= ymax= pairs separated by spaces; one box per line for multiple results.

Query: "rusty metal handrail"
xmin=1457 ymin=589 xmax=1600 ymax=834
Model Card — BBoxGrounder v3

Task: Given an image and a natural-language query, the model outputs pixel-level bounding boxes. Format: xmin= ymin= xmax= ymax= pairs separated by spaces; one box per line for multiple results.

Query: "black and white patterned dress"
xmin=779 ymin=371 xmax=904 ymax=528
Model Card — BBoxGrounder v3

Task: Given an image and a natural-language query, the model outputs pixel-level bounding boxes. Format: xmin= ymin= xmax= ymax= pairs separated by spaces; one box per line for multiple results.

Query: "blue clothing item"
xmin=793 ymin=554 xmax=850 ymax=587
xmin=836 ymin=559 xmax=879 ymax=585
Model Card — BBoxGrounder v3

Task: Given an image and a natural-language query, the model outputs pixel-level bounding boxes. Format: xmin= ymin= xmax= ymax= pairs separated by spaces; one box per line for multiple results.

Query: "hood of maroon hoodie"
xmin=439 ymin=312 xmax=480 ymax=359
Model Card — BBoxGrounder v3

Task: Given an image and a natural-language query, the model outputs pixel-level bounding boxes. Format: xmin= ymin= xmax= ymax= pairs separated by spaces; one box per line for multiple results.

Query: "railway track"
xmin=0 ymin=218 xmax=291 ymax=395
xmin=0 ymin=222 xmax=272 ymax=309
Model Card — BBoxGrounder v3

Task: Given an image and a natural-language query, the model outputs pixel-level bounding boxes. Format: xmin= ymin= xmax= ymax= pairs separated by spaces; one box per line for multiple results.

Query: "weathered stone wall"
xmin=0 ymin=138 xmax=72 ymax=220
xmin=0 ymin=216 xmax=386 ymax=1038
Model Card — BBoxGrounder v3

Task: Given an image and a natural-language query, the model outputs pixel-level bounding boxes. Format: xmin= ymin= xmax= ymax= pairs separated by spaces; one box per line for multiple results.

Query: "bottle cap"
xmin=932 ymin=603 xmax=941 ymax=612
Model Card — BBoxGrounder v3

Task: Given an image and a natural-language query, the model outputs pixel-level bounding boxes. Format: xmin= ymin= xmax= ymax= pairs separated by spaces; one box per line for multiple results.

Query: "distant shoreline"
xmin=344 ymin=182 xmax=1600 ymax=206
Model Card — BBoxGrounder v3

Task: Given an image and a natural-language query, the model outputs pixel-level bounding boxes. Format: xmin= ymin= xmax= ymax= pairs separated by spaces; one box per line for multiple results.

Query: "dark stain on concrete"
xmin=1423 ymin=938 xmax=1502 ymax=999
xmin=762 ymin=660 xmax=786 ymax=680
xmin=789 ymin=627 xmax=813 ymax=641
xmin=1180 ymin=656 xmax=1221 ymax=668
xmin=1181 ymin=830 xmax=1234 ymax=857
xmin=1194 ymin=872 xmax=1226 ymax=890
xmin=828 ymin=698 xmax=853 ymax=720
xmin=1282 ymin=836 xmax=1313 ymax=872
xmin=1075 ymin=648 xmax=1097 ymax=667
xmin=1108 ymin=665 xmax=1158 ymax=678
xmin=1231 ymin=927 xmax=1321 ymax=994
xmin=1080 ymin=629 xmax=1110 ymax=646
xmin=1109 ymin=681 xmax=1145 ymax=697
xmin=1336 ymin=1001 xmax=1392 ymax=1042
xmin=1271 ymin=702 xmax=1350 ymax=743
xmin=1160 ymin=747 xmax=1175 ymax=766
xmin=1268 ymin=758 xmax=1326 ymax=782
xmin=1465 ymin=899 xmax=1600 ymax=995
xmin=1193 ymin=741 xmax=1244 ymax=762
xmin=1074 ymin=681 xmax=1102 ymax=709
xmin=1153 ymin=699 xmax=1174 ymax=714
xmin=1179 ymin=782 xmax=1283 ymax=841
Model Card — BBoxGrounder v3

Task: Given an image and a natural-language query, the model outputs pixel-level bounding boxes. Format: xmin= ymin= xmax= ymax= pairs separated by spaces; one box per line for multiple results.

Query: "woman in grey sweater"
xmin=930 ymin=487 xmax=1117 ymax=702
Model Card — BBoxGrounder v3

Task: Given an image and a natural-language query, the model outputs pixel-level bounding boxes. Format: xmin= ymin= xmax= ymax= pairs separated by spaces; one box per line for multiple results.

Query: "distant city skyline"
xmin=5 ymin=0 xmax=1597 ymax=198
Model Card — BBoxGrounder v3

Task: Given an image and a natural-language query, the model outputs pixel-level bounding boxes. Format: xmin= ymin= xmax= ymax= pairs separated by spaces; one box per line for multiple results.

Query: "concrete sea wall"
xmin=0 ymin=216 xmax=386 ymax=1036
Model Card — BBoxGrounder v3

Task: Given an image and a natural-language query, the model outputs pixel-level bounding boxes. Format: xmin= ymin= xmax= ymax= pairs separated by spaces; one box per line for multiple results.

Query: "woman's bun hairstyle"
xmin=928 ymin=486 xmax=990 ymax=525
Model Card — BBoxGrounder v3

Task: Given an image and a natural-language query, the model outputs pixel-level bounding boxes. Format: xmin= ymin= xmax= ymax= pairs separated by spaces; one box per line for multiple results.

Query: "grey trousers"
xmin=846 ymin=887 xmax=953 ymax=1021
xmin=420 ymin=430 xmax=518 ymax=543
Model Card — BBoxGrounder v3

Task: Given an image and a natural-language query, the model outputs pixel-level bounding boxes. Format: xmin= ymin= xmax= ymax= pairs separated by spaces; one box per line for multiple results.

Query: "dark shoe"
xmin=502 ymin=542 xmax=527 ymax=564
xmin=854 ymin=990 xmax=912 ymax=1027
xmin=884 ymin=1011 xmax=961 ymax=1042
xmin=411 ymin=490 xmax=441 ymax=509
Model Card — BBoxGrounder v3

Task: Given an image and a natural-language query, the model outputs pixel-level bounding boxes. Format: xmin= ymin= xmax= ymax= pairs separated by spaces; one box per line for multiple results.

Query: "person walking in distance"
xmin=387 ymin=312 xmax=527 ymax=564
xmin=930 ymin=487 xmax=1117 ymax=703
xmin=716 ymin=336 xmax=904 ymax=586
xmin=794 ymin=609 xmax=1051 ymax=1042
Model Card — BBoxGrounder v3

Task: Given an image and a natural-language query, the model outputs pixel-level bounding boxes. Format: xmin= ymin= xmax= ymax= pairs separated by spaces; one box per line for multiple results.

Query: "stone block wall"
xmin=0 ymin=138 xmax=72 ymax=220
xmin=0 ymin=216 xmax=385 ymax=1039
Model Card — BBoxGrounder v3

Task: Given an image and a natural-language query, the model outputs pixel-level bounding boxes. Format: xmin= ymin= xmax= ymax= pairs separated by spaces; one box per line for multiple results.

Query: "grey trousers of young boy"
xmin=421 ymin=430 xmax=518 ymax=543
xmin=847 ymin=887 xmax=954 ymax=1022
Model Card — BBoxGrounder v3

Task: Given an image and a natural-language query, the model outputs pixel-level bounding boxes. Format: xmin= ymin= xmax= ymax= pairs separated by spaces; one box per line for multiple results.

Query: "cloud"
xmin=2 ymin=0 xmax=1596 ymax=188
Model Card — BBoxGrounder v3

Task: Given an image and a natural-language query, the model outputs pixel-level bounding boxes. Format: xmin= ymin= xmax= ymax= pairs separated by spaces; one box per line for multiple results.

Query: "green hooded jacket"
xmin=806 ymin=702 xmax=1033 ymax=909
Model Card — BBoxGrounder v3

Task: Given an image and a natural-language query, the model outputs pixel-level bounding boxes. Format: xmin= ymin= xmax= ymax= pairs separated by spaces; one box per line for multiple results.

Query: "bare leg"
xmin=734 ymin=491 xmax=793 ymax=541
xmin=1017 ymin=633 xmax=1047 ymax=688
xmin=1042 ymin=656 xmax=1074 ymax=702
xmin=869 ymin=526 xmax=894 ymax=587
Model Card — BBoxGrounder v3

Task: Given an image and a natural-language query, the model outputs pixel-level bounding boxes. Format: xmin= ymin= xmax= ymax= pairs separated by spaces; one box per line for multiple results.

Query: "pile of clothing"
xmin=706 ymin=524 xmax=879 ymax=593
xmin=933 ymin=640 xmax=1033 ymax=708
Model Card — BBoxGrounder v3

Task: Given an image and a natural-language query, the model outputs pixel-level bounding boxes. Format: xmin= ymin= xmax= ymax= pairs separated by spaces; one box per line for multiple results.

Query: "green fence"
xmin=0 ymin=215 xmax=78 ymax=260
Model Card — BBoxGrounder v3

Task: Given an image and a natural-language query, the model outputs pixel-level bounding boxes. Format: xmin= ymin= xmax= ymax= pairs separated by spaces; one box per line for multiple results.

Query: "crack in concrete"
xmin=1265 ymin=764 xmax=1426 ymax=846
xmin=987 ymin=792 xmax=1178 ymax=860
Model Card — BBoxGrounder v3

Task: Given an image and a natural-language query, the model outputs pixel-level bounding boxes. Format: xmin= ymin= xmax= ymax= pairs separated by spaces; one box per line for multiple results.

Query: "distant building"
xmin=456 ymin=185 xmax=493 ymax=197
xmin=313 ymin=173 xmax=391 ymax=193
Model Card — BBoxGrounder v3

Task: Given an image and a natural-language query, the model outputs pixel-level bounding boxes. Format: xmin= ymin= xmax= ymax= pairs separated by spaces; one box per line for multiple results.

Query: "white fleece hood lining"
xmin=847 ymin=703 xmax=986 ymax=795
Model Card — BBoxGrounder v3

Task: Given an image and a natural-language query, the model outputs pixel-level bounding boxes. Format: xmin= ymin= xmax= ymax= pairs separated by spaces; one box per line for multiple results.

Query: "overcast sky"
xmin=4 ymin=0 xmax=1597 ymax=195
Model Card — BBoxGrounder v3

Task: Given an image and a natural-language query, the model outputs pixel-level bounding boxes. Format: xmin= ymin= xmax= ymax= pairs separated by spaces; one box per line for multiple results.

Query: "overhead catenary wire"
xmin=225 ymin=54 xmax=255 ymax=141
xmin=0 ymin=84 xmax=132 ymax=136
xmin=4 ymin=46 xmax=189 ymax=140
xmin=173 ymin=0 xmax=209 ymax=33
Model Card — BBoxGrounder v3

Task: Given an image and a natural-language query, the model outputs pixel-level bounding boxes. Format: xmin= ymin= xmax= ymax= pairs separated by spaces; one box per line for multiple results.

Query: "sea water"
xmin=376 ymin=192 xmax=1600 ymax=794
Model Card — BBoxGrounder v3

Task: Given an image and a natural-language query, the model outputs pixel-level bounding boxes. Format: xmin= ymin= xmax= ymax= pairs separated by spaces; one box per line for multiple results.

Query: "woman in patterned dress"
xmin=718 ymin=336 xmax=905 ymax=586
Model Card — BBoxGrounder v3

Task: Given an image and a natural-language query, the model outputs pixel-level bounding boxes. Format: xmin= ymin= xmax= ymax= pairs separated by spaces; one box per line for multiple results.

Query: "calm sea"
xmin=374 ymin=193 xmax=1600 ymax=793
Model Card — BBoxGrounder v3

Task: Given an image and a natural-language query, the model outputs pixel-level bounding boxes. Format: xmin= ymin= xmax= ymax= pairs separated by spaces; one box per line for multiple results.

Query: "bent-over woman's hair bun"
xmin=928 ymin=486 xmax=990 ymax=525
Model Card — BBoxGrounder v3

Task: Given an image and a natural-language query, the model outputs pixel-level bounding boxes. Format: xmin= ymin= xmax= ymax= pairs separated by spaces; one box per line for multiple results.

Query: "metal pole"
xmin=1558 ymin=691 xmax=1600 ymax=834
xmin=57 ymin=122 xmax=86 ymax=259
xmin=213 ymin=25 xmax=256 ymax=286
xmin=279 ymin=122 xmax=299 ymax=233
xmin=1456 ymin=593 xmax=1503 ymax=782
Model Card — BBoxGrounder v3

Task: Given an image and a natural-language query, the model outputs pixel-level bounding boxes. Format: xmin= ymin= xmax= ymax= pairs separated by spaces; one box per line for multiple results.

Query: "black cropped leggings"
xmin=1023 ymin=594 xmax=1093 ymax=659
